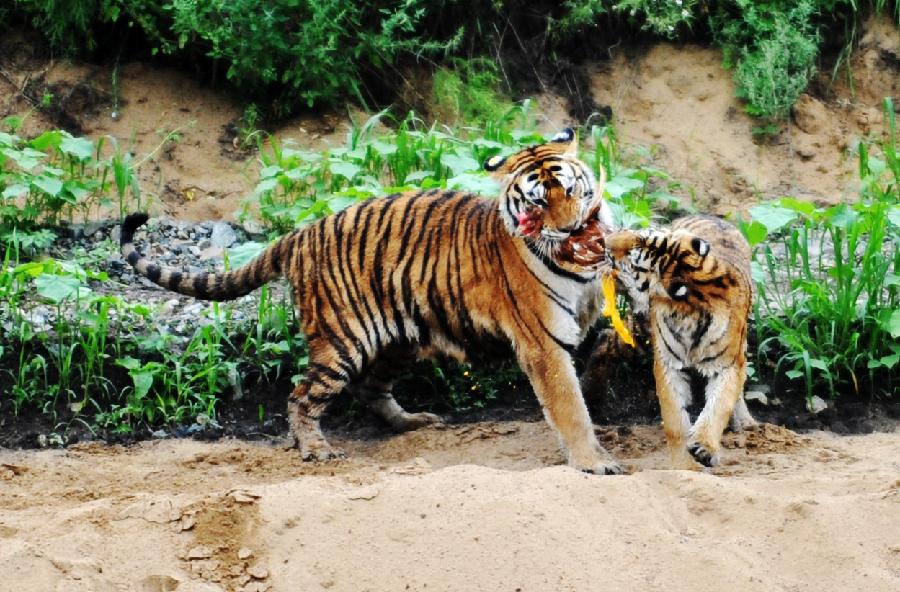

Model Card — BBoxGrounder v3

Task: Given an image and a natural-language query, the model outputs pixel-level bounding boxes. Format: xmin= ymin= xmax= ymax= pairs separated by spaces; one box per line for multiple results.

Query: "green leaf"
xmin=743 ymin=221 xmax=768 ymax=246
xmin=254 ymin=177 xmax=278 ymax=195
xmin=882 ymin=309 xmax=900 ymax=338
xmin=447 ymin=173 xmax=498 ymax=195
xmin=749 ymin=203 xmax=798 ymax=232
xmin=404 ymin=170 xmax=435 ymax=184
xmin=809 ymin=358 xmax=829 ymax=372
xmin=888 ymin=205 xmax=900 ymax=228
xmin=226 ymin=241 xmax=267 ymax=268
xmin=785 ymin=369 xmax=804 ymax=379
xmin=59 ymin=135 xmax=94 ymax=160
xmin=442 ymin=154 xmax=480 ymax=177
xmin=116 ymin=356 xmax=141 ymax=371
xmin=328 ymin=195 xmax=359 ymax=213
xmin=826 ymin=204 xmax=858 ymax=229
xmin=604 ymin=176 xmax=643 ymax=199
xmin=259 ymin=165 xmax=282 ymax=178
xmin=35 ymin=273 xmax=85 ymax=303
xmin=32 ymin=175 xmax=63 ymax=197
xmin=330 ymin=161 xmax=362 ymax=180
xmin=2 ymin=184 xmax=28 ymax=199
xmin=131 ymin=371 xmax=153 ymax=399
xmin=28 ymin=130 xmax=62 ymax=152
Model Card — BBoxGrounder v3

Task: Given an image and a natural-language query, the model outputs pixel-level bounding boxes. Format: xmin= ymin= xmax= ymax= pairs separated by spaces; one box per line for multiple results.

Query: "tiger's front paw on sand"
xmin=580 ymin=461 xmax=626 ymax=476
xmin=687 ymin=441 xmax=719 ymax=468
xmin=299 ymin=441 xmax=346 ymax=462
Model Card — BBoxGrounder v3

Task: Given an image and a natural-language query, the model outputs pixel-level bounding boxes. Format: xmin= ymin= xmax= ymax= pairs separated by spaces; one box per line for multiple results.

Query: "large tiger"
xmin=120 ymin=130 xmax=626 ymax=474
xmin=604 ymin=215 xmax=757 ymax=469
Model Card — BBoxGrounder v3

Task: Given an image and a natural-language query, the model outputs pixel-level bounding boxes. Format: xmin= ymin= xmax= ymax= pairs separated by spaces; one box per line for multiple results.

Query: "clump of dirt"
xmin=181 ymin=493 xmax=268 ymax=592
xmin=723 ymin=423 xmax=808 ymax=454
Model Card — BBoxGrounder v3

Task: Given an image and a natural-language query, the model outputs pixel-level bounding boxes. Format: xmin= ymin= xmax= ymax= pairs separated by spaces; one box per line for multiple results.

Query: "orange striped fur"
xmin=605 ymin=215 xmax=756 ymax=469
xmin=121 ymin=130 xmax=624 ymax=474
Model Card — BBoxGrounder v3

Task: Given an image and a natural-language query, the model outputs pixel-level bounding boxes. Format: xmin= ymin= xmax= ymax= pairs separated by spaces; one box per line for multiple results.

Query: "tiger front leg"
xmin=653 ymin=356 xmax=698 ymax=470
xmin=688 ymin=364 xmax=746 ymax=467
xmin=519 ymin=346 xmax=623 ymax=475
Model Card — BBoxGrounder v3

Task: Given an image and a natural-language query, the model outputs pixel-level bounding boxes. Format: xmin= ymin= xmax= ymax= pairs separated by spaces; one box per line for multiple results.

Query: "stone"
xmin=238 ymin=548 xmax=253 ymax=560
xmin=807 ymin=395 xmax=828 ymax=414
xmin=210 ymin=222 xmax=238 ymax=248
xmin=248 ymin=564 xmax=268 ymax=580
xmin=186 ymin=545 xmax=214 ymax=560
xmin=744 ymin=391 xmax=768 ymax=406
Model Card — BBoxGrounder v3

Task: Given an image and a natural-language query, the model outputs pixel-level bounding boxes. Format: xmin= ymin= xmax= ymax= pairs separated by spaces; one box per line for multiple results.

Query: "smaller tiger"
xmin=604 ymin=215 xmax=757 ymax=469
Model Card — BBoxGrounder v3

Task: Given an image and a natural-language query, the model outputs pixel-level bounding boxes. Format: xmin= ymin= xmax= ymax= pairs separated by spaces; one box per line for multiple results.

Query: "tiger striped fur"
xmin=120 ymin=129 xmax=625 ymax=474
xmin=605 ymin=215 xmax=757 ymax=469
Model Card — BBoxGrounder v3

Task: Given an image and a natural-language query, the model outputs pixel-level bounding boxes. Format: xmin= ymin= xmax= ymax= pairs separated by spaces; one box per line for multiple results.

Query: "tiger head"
xmin=485 ymin=129 xmax=611 ymax=256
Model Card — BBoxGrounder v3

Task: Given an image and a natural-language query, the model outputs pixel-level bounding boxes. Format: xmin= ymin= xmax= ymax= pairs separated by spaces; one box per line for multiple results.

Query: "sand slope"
xmin=1 ymin=421 xmax=897 ymax=592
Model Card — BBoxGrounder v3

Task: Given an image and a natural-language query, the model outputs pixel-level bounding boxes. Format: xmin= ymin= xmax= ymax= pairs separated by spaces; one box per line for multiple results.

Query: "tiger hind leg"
xmin=688 ymin=365 xmax=746 ymax=467
xmin=351 ymin=357 xmax=442 ymax=432
xmin=729 ymin=395 xmax=758 ymax=433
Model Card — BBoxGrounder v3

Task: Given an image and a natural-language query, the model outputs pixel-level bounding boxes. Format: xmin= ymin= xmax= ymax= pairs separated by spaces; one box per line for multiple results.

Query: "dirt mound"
xmin=1 ymin=420 xmax=898 ymax=591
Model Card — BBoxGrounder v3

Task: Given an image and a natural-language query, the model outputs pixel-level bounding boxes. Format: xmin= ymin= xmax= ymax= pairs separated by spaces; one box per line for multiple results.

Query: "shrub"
xmin=713 ymin=0 xmax=820 ymax=120
xmin=166 ymin=0 xmax=454 ymax=111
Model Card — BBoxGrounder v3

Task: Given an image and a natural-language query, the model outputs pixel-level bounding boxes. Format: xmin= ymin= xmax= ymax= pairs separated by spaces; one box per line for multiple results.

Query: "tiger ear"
xmin=551 ymin=128 xmax=578 ymax=157
xmin=550 ymin=128 xmax=575 ymax=143
xmin=484 ymin=154 xmax=507 ymax=172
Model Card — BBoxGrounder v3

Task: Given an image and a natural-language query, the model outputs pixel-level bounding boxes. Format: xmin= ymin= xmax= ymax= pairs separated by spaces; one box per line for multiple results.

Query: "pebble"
xmin=807 ymin=395 xmax=829 ymax=414
xmin=238 ymin=548 xmax=253 ymax=560
xmin=247 ymin=564 xmax=268 ymax=580
xmin=211 ymin=222 xmax=238 ymax=248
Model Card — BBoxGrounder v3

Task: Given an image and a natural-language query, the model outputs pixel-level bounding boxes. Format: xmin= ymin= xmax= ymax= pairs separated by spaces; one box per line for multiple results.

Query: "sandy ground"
xmin=1 ymin=421 xmax=898 ymax=592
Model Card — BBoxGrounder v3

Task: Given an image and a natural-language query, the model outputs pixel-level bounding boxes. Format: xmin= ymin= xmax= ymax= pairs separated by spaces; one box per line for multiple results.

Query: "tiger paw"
xmin=687 ymin=441 xmax=719 ymax=468
xmin=299 ymin=440 xmax=346 ymax=463
xmin=580 ymin=461 xmax=626 ymax=476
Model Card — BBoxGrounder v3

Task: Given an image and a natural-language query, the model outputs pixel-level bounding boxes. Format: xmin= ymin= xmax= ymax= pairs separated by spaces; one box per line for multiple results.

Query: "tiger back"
xmin=121 ymin=129 xmax=626 ymax=475
xmin=605 ymin=215 xmax=756 ymax=469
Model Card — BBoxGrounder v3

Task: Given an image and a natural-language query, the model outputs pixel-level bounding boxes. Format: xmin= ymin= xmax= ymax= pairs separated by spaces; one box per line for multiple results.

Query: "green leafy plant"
xmin=745 ymin=98 xmax=899 ymax=400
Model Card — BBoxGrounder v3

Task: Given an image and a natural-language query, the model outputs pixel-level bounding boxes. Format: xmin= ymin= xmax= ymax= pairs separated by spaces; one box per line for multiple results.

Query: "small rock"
xmin=151 ymin=429 xmax=168 ymax=439
xmin=200 ymin=246 xmax=224 ymax=261
xmin=238 ymin=548 xmax=253 ymax=560
xmin=211 ymin=222 xmax=238 ymax=248
xmin=248 ymin=564 xmax=268 ymax=580
xmin=807 ymin=395 xmax=828 ymax=414
xmin=744 ymin=391 xmax=768 ymax=406
xmin=187 ymin=546 xmax=214 ymax=560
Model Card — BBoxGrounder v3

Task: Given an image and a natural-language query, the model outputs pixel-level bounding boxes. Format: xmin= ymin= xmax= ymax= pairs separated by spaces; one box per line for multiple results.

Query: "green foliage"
xmin=167 ymin=0 xmax=452 ymax=110
xmin=430 ymin=58 xmax=513 ymax=127
xmin=745 ymin=98 xmax=899 ymax=400
xmin=713 ymin=0 xmax=819 ymax=120
xmin=0 ymin=127 xmax=140 ymax=255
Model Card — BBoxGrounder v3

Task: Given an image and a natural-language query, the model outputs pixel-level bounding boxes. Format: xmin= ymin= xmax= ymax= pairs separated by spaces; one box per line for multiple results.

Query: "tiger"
xmin=119 ymin=129 xmax=627 ymax=475
xmin=603 ymin=215 xmax=757 ymax=469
